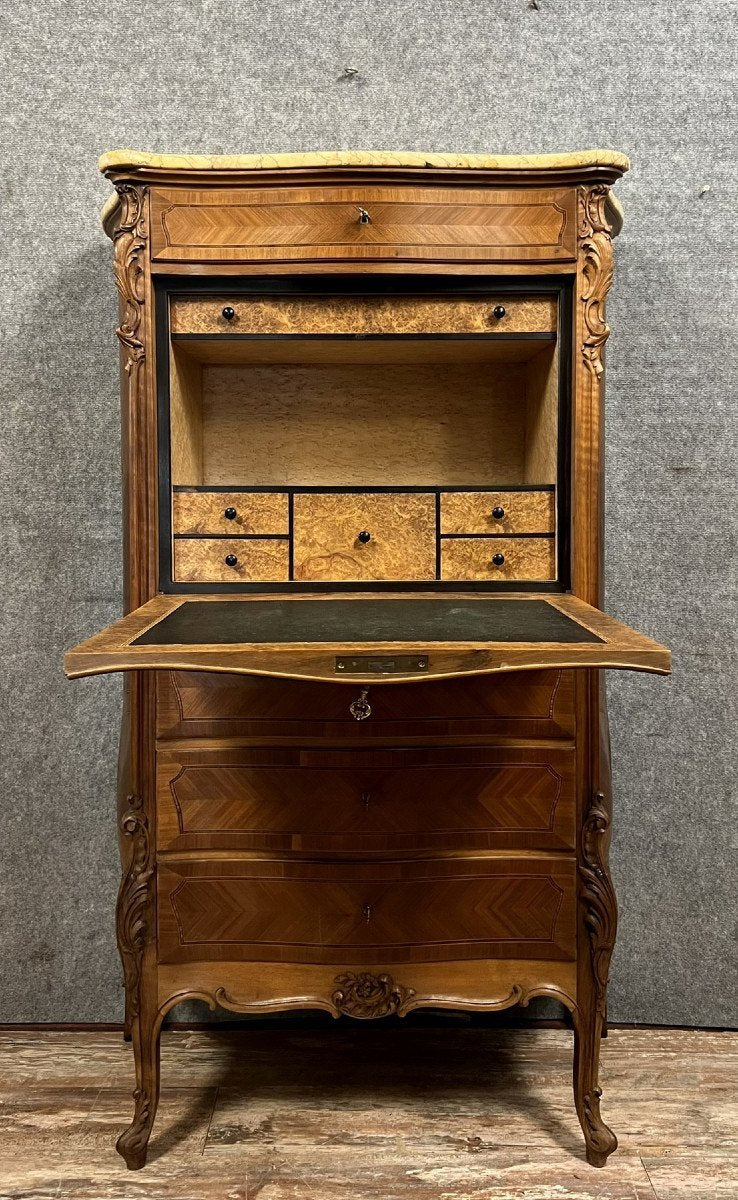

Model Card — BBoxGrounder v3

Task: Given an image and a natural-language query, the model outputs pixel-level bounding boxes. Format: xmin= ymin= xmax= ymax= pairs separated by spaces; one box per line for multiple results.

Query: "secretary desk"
xmin=65 ymin=149 xmax=670 ymax=1170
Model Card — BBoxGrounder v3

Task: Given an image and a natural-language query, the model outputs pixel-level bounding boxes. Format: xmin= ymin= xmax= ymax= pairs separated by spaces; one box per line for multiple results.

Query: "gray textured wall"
xmin=1 ymin=1 xmax=735 ymax=1026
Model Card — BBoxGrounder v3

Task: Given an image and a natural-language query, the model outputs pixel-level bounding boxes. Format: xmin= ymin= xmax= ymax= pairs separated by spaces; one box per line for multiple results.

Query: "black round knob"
xmin=224 ymin=507 xmax=237 ymax=520
xmin=357 ymin=530 xmax=371 ymax=544
xmin=222 ymin=306 xmax=235 ymax=321
xmin=224 ymin=553 xmax=238 ymax=567
xmin=491 ymin=553 xmax=506 ymax=567
xmin=492 ymin=305 xmax=506 ymax=320
xmin=492 ymin=505 xmax=505 ymax=520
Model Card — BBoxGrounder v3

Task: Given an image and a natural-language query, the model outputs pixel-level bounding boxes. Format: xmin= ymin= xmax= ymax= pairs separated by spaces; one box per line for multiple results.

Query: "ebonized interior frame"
xmin=155 ymin=275 xmax=574 ymax=595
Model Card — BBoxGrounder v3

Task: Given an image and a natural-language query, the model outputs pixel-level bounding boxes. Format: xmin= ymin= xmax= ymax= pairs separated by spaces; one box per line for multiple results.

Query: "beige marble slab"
xmin=99 ymin=148 xmax=630 ymax=174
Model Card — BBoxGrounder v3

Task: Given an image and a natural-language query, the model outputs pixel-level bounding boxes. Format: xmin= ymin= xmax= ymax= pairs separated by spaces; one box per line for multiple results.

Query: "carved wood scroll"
xmin=579 ymin=790 xmax=618 ymax=1022
xmin=578 ymin=185 xmax=614 ymax=378
xmin=116 ymin=792 xmax=155 ymax=1021
xmin=113 ymin=184 xmax=147 ymax=376
xmin=112 ymin=183 xmax=152 ymax=610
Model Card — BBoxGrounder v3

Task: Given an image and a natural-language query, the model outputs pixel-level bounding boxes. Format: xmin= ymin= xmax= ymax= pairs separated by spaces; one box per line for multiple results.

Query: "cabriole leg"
xmin=115 ymin=675 xmax=158 ymax=1168
xmin=116 ymin=982 xmax=161 ymax=1170
xmin=572 ymin=1006 xmax=617 ymax=1167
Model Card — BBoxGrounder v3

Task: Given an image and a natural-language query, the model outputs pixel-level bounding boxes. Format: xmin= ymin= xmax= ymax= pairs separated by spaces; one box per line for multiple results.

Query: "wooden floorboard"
xmin=0 ymin=1027 xmax=734 ymax=1199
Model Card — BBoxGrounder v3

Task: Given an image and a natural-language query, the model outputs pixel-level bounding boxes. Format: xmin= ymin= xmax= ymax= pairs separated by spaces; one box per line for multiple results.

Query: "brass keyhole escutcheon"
xmin=349 ymin=688 xmax=372 ymax=721
xmin=361 ymin=790 xmax=371 ymax=810
xmin=362 ymin=903 xmax=372 ymax=924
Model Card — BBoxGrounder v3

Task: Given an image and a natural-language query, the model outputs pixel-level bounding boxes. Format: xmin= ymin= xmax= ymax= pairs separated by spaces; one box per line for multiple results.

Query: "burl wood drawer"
xmin=156 ymin=669 xmax=576 ymax=740
xmin=173 ymin=537 xmax=289 ymax=583
xmin=151 ymin=185 xmax=577 ymax=264
xmin=172 ymin=491 xmax=288 ymax=536
xmin=441 ymin=537 xmax=556 ymax=581
xmin=170 ymin=294 xmax=558 ymax=336
xmin=156 ymin=745 xmax=577 ymax=854
xmin=293 ymin=493 xmax=436 ymax=582
xmin=157 ymin=855 xmax=577 ymax=964
xmin=441 ymin=490 xmax=555 ymax=535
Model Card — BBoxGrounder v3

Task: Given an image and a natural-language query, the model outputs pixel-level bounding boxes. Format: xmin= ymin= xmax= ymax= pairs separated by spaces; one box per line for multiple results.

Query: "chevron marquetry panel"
xmin=156 ymin=745 xmax=576 ymax=853
xmin=157 ymin=855 xmax=576 ymax=964
xmin=156 ymin=668 xmax=576 ymax=740
xmin=150 ymin=186 xmax=576 ymax=263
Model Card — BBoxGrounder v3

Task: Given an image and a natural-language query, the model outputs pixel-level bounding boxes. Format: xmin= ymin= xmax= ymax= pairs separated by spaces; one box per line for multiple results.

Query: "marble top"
xmin=99 ymin=148 xmax=630 ymax=174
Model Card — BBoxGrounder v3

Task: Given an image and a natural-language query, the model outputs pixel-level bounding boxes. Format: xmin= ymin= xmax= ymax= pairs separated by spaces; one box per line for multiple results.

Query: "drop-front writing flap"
xmin=64 ymin=593 xmax=670 ymax=684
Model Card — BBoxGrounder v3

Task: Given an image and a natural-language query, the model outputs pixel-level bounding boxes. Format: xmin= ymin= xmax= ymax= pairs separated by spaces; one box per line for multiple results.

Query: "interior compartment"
xmin=169 ymin=336 xmax=560 ymax=489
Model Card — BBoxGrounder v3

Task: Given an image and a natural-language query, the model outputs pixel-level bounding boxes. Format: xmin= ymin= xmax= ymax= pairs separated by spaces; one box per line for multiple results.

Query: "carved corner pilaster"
xmin=109 ymin=183 xmax=156 ymax=608
xmin=578 ymin=185 xmax=615 ymax=378
xmin=579 ymin=790 xmax=618 ymax=1022
xmin=116 ymin=792 xmax=155 ymax=1022
xmin=112 ymin=184 xmax=148 ymax=372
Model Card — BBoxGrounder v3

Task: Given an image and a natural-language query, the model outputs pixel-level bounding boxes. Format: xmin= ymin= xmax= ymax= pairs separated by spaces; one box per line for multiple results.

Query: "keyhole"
xmin=361 ymin=790 xmax=371 ymax=810
xmin=362 ymin=903 xmax=372 ymax=925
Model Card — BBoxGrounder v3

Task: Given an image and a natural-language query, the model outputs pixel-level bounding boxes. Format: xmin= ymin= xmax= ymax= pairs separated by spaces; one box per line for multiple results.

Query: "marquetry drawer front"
xmin=151 ymin=186 xmax=577 ymax=264
xmin=441 ymin=490 xmax=555 ymax=536
xmin=442 ymin=537 xmax=556 ymax=582
xmin=172 ymin=491 xmax=288 ymax=536
xmin=170 ymin=294 xmax=558 ymax=336
xmin=156 ymin=669 xmax=575 ymax=740
xmin=292 ymin=493 xmax=436 ymax=582
xmin=156 ymin=746 xmax=577 ymax=854
xmin=173 ymin=537 xmax=289 ymax=583
xmin=158 ymin=856 xmax=577 ymax=964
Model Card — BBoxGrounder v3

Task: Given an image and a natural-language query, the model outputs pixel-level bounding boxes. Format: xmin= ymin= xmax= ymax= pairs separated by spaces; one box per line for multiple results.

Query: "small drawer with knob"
xmin=441 ymin=536 xmax=556 ymax=582
xmin=173 ymin=537 xmax=289 ymax=583
xmin=440 ymin=490 xmax=555 ymax=535
xmin=169 ymin=294 xmax=557 ymax=336
xmin=172 ymin=491 xmax=288 ymax=536
xmin=292 ymin=492 xmax=436 ymax=582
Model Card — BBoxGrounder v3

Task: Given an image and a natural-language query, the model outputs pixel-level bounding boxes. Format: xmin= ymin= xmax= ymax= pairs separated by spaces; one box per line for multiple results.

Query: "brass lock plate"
xmin=335 ymin=655 xmax=429 ymax=674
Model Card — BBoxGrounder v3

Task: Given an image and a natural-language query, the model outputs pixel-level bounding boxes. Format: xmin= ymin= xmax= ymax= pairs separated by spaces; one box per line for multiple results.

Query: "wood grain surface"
xmin=442 ymin=537 xmax=556 ymax=581
xmin=169 ymin=349 xmax=203 ymax=484
xmin=2 ymin=1026 xmax=732 ymax=1199
xmin=150 ymin=184 xmax=577 ymax=264
xmin=171 ymin=293 xmax=557 ymax=335
xmin=440 ymin=490 xmax=555 ymax=534
xmin=173 ymin=538 xmax=289 ymax=583
xmin=174 ymin=336 xmax=556 ymax=366
xmin=172 ymin=491 xmax=289 ymax=535
xmin=292 ymin=493 xmax=436 ymax=581
xmin=156 ymin=667 xmax=576 ymax=741
xmin=155 ymin=744 xmax=577 ymax=853
xmin=198 ymin=362 xmax=529 ymax=487
xmin=157 ymin=854 xmax=577 ymax=965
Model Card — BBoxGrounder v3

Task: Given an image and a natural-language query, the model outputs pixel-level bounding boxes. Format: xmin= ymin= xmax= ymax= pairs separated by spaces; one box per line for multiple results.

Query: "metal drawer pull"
xmin=357 ymin=206 xmax=372 ymax=224
xmin=349 ymin=688 xmax=372 ymax=721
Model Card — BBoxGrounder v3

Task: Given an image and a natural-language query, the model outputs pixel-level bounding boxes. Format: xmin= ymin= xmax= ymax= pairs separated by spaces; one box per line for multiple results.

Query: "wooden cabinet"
xmin=65 ymin=149 xmax=668 ymax=1172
